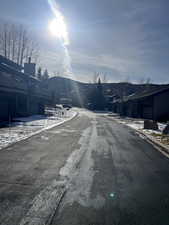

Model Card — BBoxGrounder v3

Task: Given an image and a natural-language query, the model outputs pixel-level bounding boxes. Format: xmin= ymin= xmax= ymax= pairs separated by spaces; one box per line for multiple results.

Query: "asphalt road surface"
xmin=0 ymin=109 xmax=169 ymax=225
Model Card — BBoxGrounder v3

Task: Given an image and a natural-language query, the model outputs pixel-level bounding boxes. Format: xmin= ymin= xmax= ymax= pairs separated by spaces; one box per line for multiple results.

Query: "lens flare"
xmin=47 ymin=0 xmax=83 ymax=107
xmin=48 ymin=0 xmax=69 ymax=45
xmin=49 ymin=18 xmax=68 ymax=44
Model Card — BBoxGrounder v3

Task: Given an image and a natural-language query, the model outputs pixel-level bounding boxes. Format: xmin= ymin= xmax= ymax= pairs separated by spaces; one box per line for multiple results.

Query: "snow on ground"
xmin=109 ymin=113 xmax=166 ymax=133
xmin=0 ymin=108 xmax=77 ymax=150
xmin=109 ymin=114 xmax=145 ymax=130
xmin=109 ymin=113 xmax=169 ymax=149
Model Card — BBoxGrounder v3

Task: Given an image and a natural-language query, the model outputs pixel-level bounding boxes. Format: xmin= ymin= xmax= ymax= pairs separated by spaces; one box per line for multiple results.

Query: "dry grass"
xmin=151 ymin=133 xmax=169 ymax=145
xmin=161 ymin=137 xmax=169 ymax=145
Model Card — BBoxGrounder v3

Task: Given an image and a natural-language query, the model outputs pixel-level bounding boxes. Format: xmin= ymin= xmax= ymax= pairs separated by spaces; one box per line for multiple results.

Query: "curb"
xmin=0 ymin=110 xmax=78 ymax=151
xmin=109 ymin=117 xmax=169 ymax=158
xmin=135 ymin=129 xmax=169 ymax=158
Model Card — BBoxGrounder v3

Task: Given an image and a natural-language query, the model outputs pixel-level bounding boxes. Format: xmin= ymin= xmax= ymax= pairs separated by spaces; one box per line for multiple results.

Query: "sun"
xmin=49 ymin=18 xmax=69 ymax=45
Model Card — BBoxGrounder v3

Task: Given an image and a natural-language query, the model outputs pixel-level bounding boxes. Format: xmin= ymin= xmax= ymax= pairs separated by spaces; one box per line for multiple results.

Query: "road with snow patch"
xmin=0 ymin=109 xmax=169 ymax=225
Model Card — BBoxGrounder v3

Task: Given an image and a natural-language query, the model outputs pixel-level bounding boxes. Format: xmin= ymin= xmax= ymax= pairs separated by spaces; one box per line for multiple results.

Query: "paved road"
xmin=0 ymin=109 xmax=169 ymax=225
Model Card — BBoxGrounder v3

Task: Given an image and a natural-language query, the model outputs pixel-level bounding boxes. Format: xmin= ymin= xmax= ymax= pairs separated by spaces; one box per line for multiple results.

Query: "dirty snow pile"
xmin=0 ymin=108 xmax=77 ymax=150
xmin=110 ymin=114 xmax=165 ymax=133
xmin=109 ymin=114 xmax=144 ymax=130
xmin=110 ymin=113 xmax=169 ymax=149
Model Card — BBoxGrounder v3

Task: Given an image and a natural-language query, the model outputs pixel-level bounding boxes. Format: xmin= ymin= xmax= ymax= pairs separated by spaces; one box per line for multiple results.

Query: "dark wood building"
xmin=0 ymin=55 xmax=52 ymax=122
xmin=113 ymin=86 xmax=169 ymax=122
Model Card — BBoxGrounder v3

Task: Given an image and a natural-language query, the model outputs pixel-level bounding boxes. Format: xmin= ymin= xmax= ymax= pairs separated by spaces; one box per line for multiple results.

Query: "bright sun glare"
xmin=49 ymin=18 xmax=69 ymax=45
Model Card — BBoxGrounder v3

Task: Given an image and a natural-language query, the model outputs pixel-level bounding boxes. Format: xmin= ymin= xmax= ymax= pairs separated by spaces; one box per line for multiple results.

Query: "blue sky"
xmin=0 ymin=0 xmax=169 ymax=83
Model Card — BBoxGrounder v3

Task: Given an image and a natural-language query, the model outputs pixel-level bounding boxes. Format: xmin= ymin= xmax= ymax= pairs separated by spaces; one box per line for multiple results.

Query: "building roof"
xmin=0 ymin=55 xmax=23 ymax=71
xmin=124 ymin=85 xmax=169 ymax=102
xmin=0 ymin=56 xmax=38 ymax=82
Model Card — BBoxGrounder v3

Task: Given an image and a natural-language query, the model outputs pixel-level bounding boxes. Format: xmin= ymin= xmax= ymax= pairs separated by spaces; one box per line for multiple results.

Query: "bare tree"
xmin=145 ymin=77 xmax=151 ymax=84
xmin=7 ymin=25 xmax=11 ymax=59
xmin=92 ymin=72 xmax=100 ymax=83
xmin=138 ymin=76 xmax=152 ymax=85
xmin=91 ymin=72 xmax=109 ymax=84
xmin=0 ymin=22 xmax=39 ymax=66
xmin=11 ymin=24 xmax=17 ymax=61
xmin=16 ymin=25 xmax=22 ymax=64
xmin=102 ymin=73 xmax=109 ymax=83
xmin=27 ymin=39 xmax=39 ymax=63
xmin=0 ymin=23 xmax=8 ymax=58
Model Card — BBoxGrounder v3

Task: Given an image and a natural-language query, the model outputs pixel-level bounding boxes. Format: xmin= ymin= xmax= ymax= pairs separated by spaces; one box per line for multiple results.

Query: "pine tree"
xmin=96 ymin=77 xmax=105 ymax=110
xmin=37 ymin=67 xmax=42 ymax=80
xmin=43 ymin=69 xmax=49 ymax=80
xmin=89 ymin=77 xmax=105 ymax=110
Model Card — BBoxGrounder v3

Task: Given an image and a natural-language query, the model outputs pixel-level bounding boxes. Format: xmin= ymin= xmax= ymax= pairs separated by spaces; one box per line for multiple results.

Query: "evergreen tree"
xmin=43 ymin=69 xmax=49 ymax=80
xmin=90 ymin=77 xmax=105 ymax=110
xmin=95 ymin=77 xmax=105 ymax=110
xmin=37 ymin=67 xmax=42 ymax=80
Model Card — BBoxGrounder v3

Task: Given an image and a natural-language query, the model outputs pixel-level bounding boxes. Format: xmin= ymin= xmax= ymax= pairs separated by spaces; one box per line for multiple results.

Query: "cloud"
xmin=0 ymin=0 xmax=169 ymax=83
xmin=71 ymin=50 xmax=136 ymax=73
xmin=40 ymin=0 xmax=169 ymax=83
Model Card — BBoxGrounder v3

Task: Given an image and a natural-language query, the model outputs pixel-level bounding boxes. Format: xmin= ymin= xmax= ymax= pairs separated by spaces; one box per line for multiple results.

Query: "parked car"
xmin=55 ymin=104 xmax=64 ymax=110
xmin=62 ymin=104 xmax=72 ymax=110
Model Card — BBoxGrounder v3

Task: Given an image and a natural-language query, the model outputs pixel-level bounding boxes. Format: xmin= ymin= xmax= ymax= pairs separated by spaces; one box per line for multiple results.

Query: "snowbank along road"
xmin=0 ymin=109 xmax=169 ymax=225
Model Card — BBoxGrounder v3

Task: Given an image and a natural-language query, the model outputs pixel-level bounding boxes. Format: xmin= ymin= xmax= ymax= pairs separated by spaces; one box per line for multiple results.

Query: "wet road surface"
xmin=0 ymin=109 xmax=168 ymax=225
